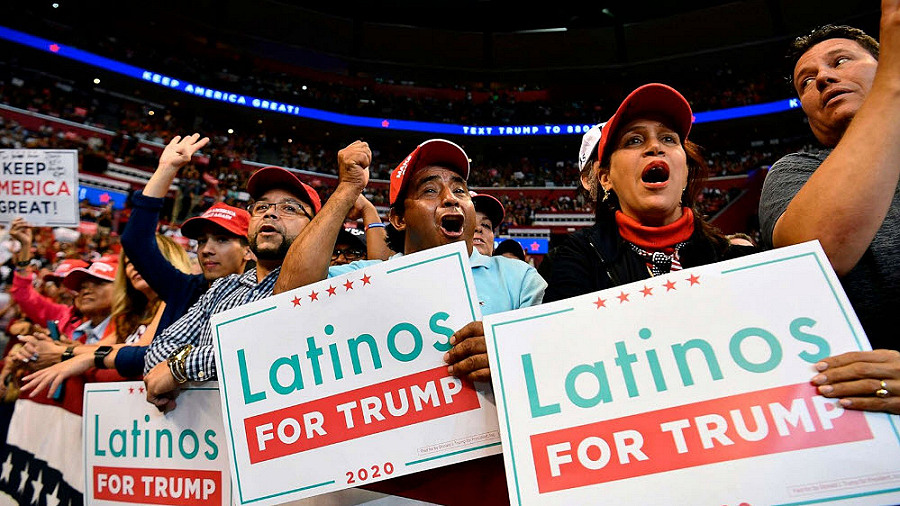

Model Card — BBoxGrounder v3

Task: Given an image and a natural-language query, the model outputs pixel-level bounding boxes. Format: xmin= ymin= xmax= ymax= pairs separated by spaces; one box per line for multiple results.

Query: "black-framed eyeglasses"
xmin=332 ymin=248 xmax=365 ymax=261
xmin=247 ymin=200 xmax=313 ymax=220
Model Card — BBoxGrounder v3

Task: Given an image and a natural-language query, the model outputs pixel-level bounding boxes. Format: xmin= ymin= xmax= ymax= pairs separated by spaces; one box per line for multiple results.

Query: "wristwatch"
xmin=61 ymin=346 xmax=76 ymax=362
xmin=167 ymin=344 xmax=193 ymax=384
xmin=93 ymin=346 xmax=113 ymax=369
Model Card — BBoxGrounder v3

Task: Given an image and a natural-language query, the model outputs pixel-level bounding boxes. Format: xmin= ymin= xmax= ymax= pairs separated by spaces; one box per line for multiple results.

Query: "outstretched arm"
xmin=274 ymin=140 xmax=371 ymax=294
xmin=770 ymin=0 xmax=900 ymax=276
xmin=122 ymin=134 xmax=210 ymax=301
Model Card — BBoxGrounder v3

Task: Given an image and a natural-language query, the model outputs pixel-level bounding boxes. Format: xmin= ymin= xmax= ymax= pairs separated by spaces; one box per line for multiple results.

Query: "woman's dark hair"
xmin=595 ymin=136 xmax=729 ymax=251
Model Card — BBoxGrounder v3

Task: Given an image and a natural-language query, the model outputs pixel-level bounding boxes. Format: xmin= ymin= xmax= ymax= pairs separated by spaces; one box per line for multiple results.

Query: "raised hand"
xmin=8 ymin=217 xmax=33 ymax=249
xmin=346 ymin=193 xmax=376 ymax=222
xmin=158 ymin=133 xmax=210 ymax=173
xmin=337 ymin=140 xmax=371 ymax=193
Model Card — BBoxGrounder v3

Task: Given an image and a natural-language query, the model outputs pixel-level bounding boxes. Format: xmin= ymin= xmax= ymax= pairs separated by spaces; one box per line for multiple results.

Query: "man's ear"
xmin=242 ymin=245 xmax=254 ymax=262
xmin=388 ymin=207 xmax=406 ymax=232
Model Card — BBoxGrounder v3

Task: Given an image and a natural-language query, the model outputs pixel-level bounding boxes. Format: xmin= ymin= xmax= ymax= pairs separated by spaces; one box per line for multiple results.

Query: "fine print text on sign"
xmin=485 ymin=241 xmax=900 ymax=506
xmin=212 ymin=241 xmax=500 ymax=505
xmin=83 ymin=382 xmax=232 ymax=506
xmin=0 ymin=149 xmax=79 ymax=227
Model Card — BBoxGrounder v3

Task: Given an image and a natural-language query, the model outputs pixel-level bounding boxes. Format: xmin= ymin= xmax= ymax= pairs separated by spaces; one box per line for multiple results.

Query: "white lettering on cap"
xmin=395 ymin=155 xmax=412 ymax=179
xmin=203 ymin=209 xmax=237 ymax=220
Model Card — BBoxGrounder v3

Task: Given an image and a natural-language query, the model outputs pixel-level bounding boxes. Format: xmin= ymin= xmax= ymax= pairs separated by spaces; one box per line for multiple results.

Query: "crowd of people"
xmin=0 ymin=70 xmax=788 ymax=236
xmin=0 ymin=8 xmax=896 ymax=503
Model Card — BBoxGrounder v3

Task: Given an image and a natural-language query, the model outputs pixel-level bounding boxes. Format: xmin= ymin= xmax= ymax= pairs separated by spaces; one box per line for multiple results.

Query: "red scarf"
xmin=615 ymin=208 xmax=695 ymax=253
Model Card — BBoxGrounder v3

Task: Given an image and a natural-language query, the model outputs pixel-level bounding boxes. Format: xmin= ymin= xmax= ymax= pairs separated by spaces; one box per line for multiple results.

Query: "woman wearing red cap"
xmin=540 ymin=84 xmax=756 ymax=301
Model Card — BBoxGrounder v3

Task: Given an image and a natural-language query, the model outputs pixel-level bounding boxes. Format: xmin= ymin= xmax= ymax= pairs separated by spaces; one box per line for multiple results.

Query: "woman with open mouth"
xmin=539 ymin=83 xmax=757 ymax=301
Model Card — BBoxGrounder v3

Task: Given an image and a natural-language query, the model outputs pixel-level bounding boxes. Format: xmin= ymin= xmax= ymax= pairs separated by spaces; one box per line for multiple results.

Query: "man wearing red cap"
xmin=143 ymin=159 xmax=322 ymax=412
xmin=113 ymin=134 xmax=254 ymax=377
xmin=274 ymin=139 xmax=546 ymax=381
xmin=273 ymin=139 xmax=544 ymax=506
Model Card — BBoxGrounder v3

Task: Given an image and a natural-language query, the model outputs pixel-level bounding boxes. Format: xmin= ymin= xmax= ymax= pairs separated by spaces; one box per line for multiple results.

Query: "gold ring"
xmin=876 ymin=380 xmax=891 ymax=398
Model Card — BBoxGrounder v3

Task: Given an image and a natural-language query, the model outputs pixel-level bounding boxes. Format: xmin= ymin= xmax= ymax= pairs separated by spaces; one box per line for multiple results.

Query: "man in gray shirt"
xmin=758 ymin=3 xmax=899 ymax=414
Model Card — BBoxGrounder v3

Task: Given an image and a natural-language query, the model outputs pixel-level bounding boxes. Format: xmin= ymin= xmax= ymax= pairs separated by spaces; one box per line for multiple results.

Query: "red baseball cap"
xmin=389 ymin=139 xmax=470 ymax=205
xmin=472 ymin=193 xmax=505 ymax=229
xmin=45 ymin=259 xmax=89 ymax=284
xmin=595 ymin=83 xmax=694 ymax=165
xmin=62 ymin=256 xmax=119 ymax=291
xmin=180 ymin=203 xmax=250 ymax=240
xmin=246 ymin=166 xmax=322 ymax=213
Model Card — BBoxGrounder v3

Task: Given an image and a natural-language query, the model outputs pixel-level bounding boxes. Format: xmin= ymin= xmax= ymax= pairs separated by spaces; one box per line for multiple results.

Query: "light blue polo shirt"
xmin=327 ymin=249 xmax=546 ymax=316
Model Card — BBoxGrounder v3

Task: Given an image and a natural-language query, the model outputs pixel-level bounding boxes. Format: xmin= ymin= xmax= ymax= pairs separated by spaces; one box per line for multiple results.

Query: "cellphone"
xmin=47 ymin=320 xmax=60 ymax=341
xmin=46 ymin=320 xmax=64 ymax=401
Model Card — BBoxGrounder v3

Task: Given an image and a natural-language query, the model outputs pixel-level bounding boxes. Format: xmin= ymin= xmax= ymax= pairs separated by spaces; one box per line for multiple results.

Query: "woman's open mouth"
xmin=440 ymin=214 xmax=465 ymax=238
xmin=641 ymin=161 xmax=670 ymax=187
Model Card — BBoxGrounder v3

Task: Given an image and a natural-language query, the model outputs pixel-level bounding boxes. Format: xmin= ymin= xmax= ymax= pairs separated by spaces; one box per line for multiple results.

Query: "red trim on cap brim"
xmin=596 ymin=83 xmax=693 ymax=165
xmin=246 ymin=166 xmax=322 ymax=212
xmin=390 ymin=139 xmax=470 ymax=205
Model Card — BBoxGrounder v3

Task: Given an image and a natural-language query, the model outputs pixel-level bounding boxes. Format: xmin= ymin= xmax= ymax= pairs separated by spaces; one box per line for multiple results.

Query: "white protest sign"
xmin=83 ymin=381 xmax=232 ymax=505
xmin=212 ymin=241 xmax=499 ymax=505
xmin=0 ymin=149 xmax=79 ymax=226
xmin=485 ymin=241 xmax=900 ymax=505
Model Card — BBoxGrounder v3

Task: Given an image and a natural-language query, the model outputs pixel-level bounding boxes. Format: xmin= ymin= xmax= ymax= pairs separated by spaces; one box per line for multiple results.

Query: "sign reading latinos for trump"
xmin=0 ymin=149 xmax=79 ymax=226
xmin=212 ymin=241 xmax=500 ymax=505
xmin=83 ymin=382 xmax=232 ymax=506
xmin=484 ymin=241 xmax=900 ymax=506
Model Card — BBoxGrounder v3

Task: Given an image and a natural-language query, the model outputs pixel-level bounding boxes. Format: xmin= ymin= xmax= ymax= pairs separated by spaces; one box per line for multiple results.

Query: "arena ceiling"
xmin=11 ymin=0 xmax=881 ymax=78
xmin=274 ymin=0 xmax=739 ymax=33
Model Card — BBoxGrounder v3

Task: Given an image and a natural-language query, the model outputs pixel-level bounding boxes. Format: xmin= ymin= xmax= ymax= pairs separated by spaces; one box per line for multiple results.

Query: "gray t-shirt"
xmin=759 ymin=149 xmax=900 ymax=349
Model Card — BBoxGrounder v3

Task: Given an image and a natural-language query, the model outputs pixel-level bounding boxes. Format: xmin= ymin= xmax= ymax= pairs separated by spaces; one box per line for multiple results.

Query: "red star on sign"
xmin=594 ymin=297 xmax=606 ymax=309
xmin=617 ymin=291 xmax=630 ymax=303
xmin=326 ymin=285 xmax=337 ymax=296
xmin=664 ymin=279 xmax=677 ymax=291
xmin=640 ymin=285 xmax=653 ymax=297
xmin=291 ymin=296 xmax=302 ymax=307
xmin=344 ymin=279 xmax=354 ymax=291
xmin=99 ymin=193 xmax=110 ymax=203
xmin=530 ymin=242 xmax=540 ymax=251
xmin=128 ymin=387 xmax=135 ymax=394
xmin=49 ymin=43 xmax=60 ymax=53
xmin=361 ymin=274 xmax=371 ymax=285
xmin=687 ymin=274 xmax=700 ymax=286
xmin=381 ymin=120 xmax=390 ymax=127
xmin=138 ymin=386 xmax=145 ymax=394
xmin=309 ymin=290 xmax=319 ymax=301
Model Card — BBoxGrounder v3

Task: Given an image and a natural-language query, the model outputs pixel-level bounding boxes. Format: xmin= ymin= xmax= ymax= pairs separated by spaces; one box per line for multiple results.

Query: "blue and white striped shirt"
xmin=143 ymin=267 xmax=281 ymax=380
